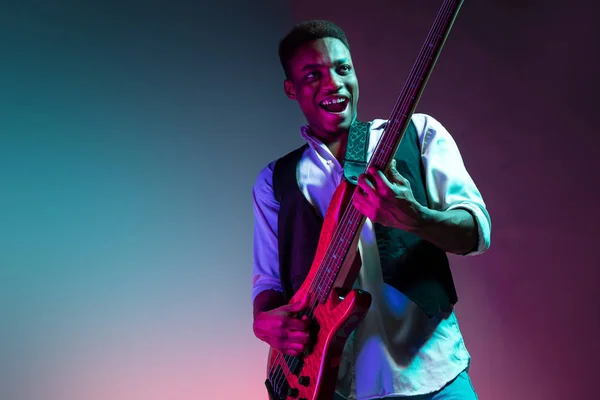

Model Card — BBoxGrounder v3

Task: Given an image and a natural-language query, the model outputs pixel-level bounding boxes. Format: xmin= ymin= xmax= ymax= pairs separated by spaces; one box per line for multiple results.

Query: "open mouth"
xmin=320 ymin=97 xmax=349 ymax=113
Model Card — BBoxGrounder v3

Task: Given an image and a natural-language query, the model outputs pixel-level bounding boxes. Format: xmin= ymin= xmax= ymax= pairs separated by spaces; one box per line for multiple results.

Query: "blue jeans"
xmin=334 ymin=370 xmax=478 ymax=400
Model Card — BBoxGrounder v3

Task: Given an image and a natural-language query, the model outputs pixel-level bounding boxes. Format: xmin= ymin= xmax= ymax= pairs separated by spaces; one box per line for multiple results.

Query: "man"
xmin=251 ymin=20 xmax=491 ymax=400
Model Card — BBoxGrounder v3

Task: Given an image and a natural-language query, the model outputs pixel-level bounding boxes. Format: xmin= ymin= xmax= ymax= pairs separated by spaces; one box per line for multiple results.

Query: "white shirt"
xmin=251 ymin=113 xmax=491 ymax=399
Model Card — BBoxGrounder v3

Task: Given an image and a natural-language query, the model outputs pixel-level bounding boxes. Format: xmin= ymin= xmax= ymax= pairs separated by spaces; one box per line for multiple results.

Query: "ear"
xmin=284 ymin=79 xmax=296 ymax=100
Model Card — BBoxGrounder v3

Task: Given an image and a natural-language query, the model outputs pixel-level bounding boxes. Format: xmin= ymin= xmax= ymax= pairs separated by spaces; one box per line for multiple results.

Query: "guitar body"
xmin=265 ymin=180 xmax=372 ymax=400
xmin=265 ymin=288 xmax=371 ymax=400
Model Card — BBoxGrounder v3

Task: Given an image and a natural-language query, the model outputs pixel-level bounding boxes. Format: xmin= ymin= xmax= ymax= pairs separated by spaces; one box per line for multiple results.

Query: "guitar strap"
xmin=343 ymin=119 xmax=418 ymax=182
xmin=342 ymin=119 xmax=371 ymax=185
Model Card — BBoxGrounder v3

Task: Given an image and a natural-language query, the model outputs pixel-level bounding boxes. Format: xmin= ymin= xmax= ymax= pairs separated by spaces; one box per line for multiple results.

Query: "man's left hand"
xmin=353 ymin=160 xmax=429 ymax=232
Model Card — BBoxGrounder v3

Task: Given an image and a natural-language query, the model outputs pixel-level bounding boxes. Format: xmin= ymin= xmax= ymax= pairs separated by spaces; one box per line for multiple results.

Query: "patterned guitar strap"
xmin=343 ymin=119 xmax=371 ymax=184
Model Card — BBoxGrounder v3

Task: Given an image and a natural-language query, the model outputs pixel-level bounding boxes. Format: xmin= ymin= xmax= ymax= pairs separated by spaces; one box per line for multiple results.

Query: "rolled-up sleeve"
xmin=414 ymin=113 xmax=492 ymax=256
xmin=251 ymin=161 xmax=284 ymax=302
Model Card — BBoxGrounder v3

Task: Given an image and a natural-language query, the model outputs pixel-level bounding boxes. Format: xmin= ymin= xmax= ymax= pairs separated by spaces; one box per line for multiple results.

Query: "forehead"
xmin=290 ymin=37 xmax=352 ymax=70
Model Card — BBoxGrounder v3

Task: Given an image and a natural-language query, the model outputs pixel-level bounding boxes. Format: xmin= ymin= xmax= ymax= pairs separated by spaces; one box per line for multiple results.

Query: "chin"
xmin=323 ymin=110 xmax=353 ymax=126
xmin=323 ymin=119 xmax=349 ymax=133
xmin=309 ymin=109 xmax=355 ymax=137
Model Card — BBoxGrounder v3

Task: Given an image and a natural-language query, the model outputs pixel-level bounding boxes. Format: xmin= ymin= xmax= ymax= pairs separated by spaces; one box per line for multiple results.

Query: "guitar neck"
xmin=369 ymin=0 xmax=464 ymax=172
xmin=310 ymin=0 xmax=465 ymax=303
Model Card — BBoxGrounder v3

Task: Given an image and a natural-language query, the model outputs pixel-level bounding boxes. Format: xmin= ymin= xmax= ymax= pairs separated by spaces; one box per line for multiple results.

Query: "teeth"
xmin=321 ymin=98 xmax=347 ymax=105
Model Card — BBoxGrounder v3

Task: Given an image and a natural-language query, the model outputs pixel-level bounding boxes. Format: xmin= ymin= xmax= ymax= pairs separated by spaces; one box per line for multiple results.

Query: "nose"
xmin=322 ymin=70 xmax=343 ymax=92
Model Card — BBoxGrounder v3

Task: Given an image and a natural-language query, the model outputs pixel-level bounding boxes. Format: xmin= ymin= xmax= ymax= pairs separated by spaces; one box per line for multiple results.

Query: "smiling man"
xmin=251 ymin=20 xmax=491 ymax=400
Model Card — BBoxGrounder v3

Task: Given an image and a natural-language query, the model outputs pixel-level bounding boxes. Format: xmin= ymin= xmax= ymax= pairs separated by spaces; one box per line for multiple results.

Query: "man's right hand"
xmin=253 ymin=292 xmax=312 ymax=356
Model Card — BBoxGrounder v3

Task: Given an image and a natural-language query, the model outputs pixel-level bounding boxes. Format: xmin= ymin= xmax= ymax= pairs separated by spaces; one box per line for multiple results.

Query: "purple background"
xmin=289 ymin=1 xmax=600 ymax=398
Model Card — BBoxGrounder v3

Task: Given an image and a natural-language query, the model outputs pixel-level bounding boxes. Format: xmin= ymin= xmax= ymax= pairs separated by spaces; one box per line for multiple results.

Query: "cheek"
xmin=298 ymin=99 xmax=315 ymax=115
xmin=298 ymin=93 xmax=318 ymax=111
xmin=348 ymin=80 xmax=359 ymax=99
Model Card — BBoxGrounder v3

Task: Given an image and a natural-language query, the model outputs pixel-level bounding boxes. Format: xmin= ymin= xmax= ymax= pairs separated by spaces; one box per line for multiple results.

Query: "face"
xmin=284 ymin=37 xmax=359 ymax=143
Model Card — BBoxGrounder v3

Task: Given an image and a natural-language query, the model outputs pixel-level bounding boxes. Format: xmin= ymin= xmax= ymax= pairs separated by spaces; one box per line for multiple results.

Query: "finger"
xmin=353 ymin=195 xmax=376 ymax=221
xmin=386 ymin=162 xmax=408 ymax=186
xmin=365 ymin=167 xmax=383 ymax=189
xmin=376 ymin=169 xmax=393 ymax=189
xmin=389 ymin=159 xmax=400 ymax=176
xmin=288 ymin=342 xmax=307 ymax=352
xmin=283 ymin=292 xmax=310 ymax=313
xmin=367 ymin=166 xmax=396 ymax=195
xmin=285 ymin=342 xmax=306 ymax=356
xmin=283 ymin=316 xmax=311 ymax=332
xmin=276 ymin=342 xmax=298 ymax=356
xmin=357 ymin=173 xmax=377 ymax=197
xmin=388 ymin=170 xmax=406 ymax=185
xmin=286 ymin=330 xmax=311 ymax=345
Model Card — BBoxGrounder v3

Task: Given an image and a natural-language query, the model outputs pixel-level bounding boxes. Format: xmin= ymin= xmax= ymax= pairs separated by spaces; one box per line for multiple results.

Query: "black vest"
xmin=272 ymin=120 xmax=457 ymax=318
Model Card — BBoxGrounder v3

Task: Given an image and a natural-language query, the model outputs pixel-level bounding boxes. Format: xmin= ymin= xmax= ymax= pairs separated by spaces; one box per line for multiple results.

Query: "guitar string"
xmin=267 ymin=1 xmax=458 ymax=395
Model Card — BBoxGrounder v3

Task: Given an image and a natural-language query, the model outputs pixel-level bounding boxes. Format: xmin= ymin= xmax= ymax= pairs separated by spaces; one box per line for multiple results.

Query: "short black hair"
xmin=278 ymin=20 xmax=351 ymax=80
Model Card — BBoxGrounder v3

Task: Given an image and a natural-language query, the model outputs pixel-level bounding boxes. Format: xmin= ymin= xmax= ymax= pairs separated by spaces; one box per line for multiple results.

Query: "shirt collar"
xmin=299 ymin=124 xmax=339 ymax=163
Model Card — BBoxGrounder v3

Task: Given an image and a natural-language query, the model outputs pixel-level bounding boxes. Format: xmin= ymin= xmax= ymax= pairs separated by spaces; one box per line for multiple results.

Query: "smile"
xmin=319 ymin=97 xmax=349 ymax=113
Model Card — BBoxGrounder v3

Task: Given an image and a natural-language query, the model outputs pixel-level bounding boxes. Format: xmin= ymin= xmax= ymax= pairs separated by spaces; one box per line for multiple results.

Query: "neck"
xmin=309 ymin=127 xmax=349 ymax=163
xmin=325 ymin=134 xmax=348 ymax=162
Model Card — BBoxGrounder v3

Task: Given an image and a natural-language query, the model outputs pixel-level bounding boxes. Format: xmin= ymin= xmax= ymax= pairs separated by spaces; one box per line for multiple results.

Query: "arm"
xmin=253 ymin=289 xmax=285 ymax=318
xmin=251 ymin=162 xmax=285 ymax=304
xmin=417 ymin=113 xmax=491 ymax=255
xmin=413 ymin=207 xmax=478 ymax=255
xmin=251 ymin=163 xmax=311 ymax=356
xmin=353 ymin=114 xmax=491 ymax=256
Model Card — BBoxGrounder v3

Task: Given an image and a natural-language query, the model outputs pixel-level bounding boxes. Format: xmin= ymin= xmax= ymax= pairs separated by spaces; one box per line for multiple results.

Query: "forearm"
xmin=413 ymin=207 xmax=478 ymax=255
xmin=253 ymin=289 xmax=285 ymax=318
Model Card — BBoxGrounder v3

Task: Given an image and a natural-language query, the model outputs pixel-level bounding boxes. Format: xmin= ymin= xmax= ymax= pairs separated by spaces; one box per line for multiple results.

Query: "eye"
xmin=338 ymin=64 xmax=352 ymax=74
xmin=304 ymin=71 xmax=320 ymax=81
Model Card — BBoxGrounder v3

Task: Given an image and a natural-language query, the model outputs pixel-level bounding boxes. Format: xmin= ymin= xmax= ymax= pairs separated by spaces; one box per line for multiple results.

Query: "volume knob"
xmin=298 ymin=376 xmax=310 ymax=386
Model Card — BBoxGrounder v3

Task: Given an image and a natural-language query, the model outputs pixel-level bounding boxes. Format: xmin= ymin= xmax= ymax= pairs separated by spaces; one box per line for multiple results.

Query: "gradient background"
xmin=1 ymin=0 xmax=599 ymax=399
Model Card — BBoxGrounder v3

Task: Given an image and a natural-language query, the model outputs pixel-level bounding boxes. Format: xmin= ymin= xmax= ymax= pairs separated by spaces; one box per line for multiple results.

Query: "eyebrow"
xmin=301 ymin=58 xmax=349 ymax=71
